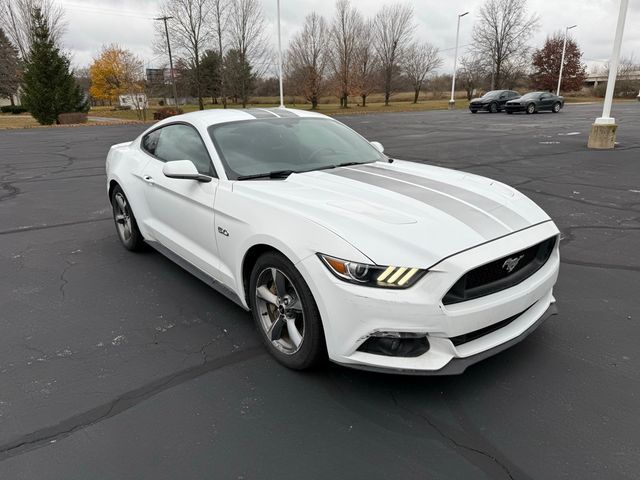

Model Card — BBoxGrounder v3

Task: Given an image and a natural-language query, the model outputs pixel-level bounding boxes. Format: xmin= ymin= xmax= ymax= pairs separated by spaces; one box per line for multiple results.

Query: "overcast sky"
xmin=58 ymin=0 xmax=639 ymax=75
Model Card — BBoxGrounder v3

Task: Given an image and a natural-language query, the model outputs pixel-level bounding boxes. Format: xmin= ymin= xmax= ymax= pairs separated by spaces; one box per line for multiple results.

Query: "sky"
xmin=57 ymin=0 xmax=639 ymax=75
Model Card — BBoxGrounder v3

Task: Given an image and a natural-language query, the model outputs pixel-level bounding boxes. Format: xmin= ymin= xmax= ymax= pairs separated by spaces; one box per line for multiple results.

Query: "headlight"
xmin=317 ymin=254 xmax=427 ymax=289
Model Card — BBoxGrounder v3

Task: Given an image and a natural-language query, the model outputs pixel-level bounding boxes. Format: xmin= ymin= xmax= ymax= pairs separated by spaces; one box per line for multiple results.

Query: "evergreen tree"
xmin=0 ymin=28 xmax=21 ymax=105
xmin=21 ymin=8 xmax=88 ymax=125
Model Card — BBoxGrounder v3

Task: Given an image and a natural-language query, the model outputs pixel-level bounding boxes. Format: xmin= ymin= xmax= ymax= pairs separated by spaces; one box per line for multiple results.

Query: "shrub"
xmin=158 ymin=99 xmax=165 ymax=106
xmin=0 ymin=105 xmax=28 ymax=114
xmin=112 ymin=105 xmax=132 ymax=111
xmin=57 ymin=112 xmax=88 ymax=124
xmin=153 ymin=107 xmax=183 ymax=120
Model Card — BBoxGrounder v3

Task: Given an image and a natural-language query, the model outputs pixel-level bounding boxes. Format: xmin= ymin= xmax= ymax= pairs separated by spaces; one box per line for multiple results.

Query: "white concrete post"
xmin=595 ymin=0 xmax=629 ymax=125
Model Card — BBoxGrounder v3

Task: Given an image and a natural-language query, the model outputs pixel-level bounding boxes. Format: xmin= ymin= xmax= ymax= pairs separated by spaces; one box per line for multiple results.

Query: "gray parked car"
xmin=504 ymin=92 xmax=565 ymax=114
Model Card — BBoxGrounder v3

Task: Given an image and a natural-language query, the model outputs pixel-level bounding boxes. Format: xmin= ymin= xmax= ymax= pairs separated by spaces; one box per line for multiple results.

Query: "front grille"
xmin=443 ymin=236 xmax=557 ymax=305
xmin=449 ymin=304 xmax=534 ymax=346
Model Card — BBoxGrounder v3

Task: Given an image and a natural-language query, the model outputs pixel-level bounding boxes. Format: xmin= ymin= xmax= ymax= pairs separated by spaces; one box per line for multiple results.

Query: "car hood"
xmin=233 ymin=161 xmax=551 ymax=267
xmin=470 ymin=97 xmax=489 ymax=103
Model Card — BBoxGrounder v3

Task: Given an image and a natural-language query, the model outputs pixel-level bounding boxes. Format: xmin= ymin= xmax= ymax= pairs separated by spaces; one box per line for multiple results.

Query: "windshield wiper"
xmin=236 ymin=169 xmax=297 ymax=180
xmin=308 ymin=161 xmax=372 ymax=172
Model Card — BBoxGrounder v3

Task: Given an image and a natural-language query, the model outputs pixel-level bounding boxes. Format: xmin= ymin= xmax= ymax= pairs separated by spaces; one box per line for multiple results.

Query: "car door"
xmin=140 ymin=123 xmax=220 ymax=277
xmin=539 ymin=93 xmax=553 ymax=110
xmin=498 ymin=92 xmax=508 ymax=109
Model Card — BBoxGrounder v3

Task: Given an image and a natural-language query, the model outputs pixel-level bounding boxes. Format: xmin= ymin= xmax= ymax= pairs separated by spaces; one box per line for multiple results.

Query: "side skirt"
xmin=146 ymin=240 xmax=249 ymax=311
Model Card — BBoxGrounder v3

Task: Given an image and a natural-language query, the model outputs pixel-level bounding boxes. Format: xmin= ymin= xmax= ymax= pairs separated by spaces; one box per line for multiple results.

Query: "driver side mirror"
xmin=370 ymin=141 xmax=384 ymax=153
xmin=162 ymin=160 xmax=211 ymax=183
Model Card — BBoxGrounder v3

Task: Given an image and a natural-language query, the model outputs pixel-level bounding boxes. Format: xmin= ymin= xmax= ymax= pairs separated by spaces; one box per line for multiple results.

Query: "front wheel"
xmin=470 ymin=110 xmax=478 ymax=114
xmin=506 ymin=110 xmax=513 ymax=114
xmin=552 ymin=102 xmax=561 ymax=113
xmin=526 ymin=103 xmax=536 ymax=114
xmin=111 ymin=185 xmax=145 ymax=251
xmin=249 ymin=252 xmax=326 ymax=370
xmin=489 ymin=103 xmax=498 ymax=113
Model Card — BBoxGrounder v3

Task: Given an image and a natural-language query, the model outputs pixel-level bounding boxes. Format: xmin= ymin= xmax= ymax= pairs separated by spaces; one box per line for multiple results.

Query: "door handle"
xmin=143 ymin=175 xmax=154 ymax=185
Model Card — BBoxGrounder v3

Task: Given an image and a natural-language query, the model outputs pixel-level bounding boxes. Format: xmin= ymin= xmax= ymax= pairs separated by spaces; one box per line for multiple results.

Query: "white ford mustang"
xmin=106 ymin=108 xmax=559 ymax=374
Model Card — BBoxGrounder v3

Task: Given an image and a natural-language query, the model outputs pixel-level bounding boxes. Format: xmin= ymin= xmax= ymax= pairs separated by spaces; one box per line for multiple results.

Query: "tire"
xmin=506 ymin=110 xmax=513 ymax=114
xmin=526 ymin=103 xmax=536 ymax=114
xmin=489 ymin=103 xmax=498 ymax=113
xmin=470 ymin=110 xmax=478 ymax=114
xmin=552 ymin=102 xmax=561 ymax=113
xmin=111 ymin=185 xmax=145 ymax=251
xmin=249 ymin=252 xmax=326 ymax=370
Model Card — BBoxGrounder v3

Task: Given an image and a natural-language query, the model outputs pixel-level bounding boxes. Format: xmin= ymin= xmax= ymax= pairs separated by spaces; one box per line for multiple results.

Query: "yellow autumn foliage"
xmin=89 ymin=44 xmax=144 ymax=102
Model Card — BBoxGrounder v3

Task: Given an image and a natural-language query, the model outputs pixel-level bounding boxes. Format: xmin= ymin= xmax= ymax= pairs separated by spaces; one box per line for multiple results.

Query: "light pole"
xmin=448 ymin=11 xmax=469 ymax=110
xmin=154 ymin=16 xmax=179 ymax=107
xmin=277 ymin=0 xmax=284 ymax=108
xmin=587 ymin=0 xmax=629 ymax=149
xmin=557 ymin=24 xmax=577 ymax=96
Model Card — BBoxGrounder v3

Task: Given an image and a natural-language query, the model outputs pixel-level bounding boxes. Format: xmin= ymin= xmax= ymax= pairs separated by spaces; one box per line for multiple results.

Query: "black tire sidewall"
xmin=249 ymin=252 xmax=326 ymax=370
xmin=111 ymin=185 xmax=145 ymax=251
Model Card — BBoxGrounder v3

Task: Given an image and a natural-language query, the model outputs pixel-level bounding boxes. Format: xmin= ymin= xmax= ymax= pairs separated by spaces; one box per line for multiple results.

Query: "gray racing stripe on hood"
xmin=353 ymin=164 xmax=530 ymax=231
xmin=328 ymin=168 xmax=511 ymax=240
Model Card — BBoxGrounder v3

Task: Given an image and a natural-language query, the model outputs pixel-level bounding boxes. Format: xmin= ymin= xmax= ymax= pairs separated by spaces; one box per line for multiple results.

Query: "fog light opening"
xmin=358 ymin=332 xmax=430 ymax=357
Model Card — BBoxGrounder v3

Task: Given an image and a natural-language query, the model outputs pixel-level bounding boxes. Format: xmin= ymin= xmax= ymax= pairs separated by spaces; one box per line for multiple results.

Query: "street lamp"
xmin=277 ymin=0 xmax=284 ymax=108
xmin=587 ymin=0 xmax=629 ymax=149
xmin=557 ymin=24 xmax=577 ymax=96
xmin=448 ymin=11 xmax=469 ymax=110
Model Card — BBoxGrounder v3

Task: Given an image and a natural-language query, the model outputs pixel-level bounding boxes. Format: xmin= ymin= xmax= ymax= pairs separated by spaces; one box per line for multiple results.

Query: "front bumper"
xmin=297 ymin=221 xmax=560 ymax=374
xmin=505 ymin=104 xmax=526 ymax=112
xmin=469 ymin=103 xmax=489 ymax=111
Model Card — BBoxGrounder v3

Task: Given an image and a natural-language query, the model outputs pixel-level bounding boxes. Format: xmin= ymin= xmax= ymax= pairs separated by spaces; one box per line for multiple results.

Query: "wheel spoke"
xmin=123 ymin=223 xmax=131 ymax=239
xmin=256 ymin=285 xmax=278 ymax=306
xmin=272 ymin=268 xmax=287 ymax=297
xmin=286 ymin=318 xmax=303 ymax=348
xmin=115 ymin=214 xmax=126 ymax=224
xmin=287 ymin=296 xmax=303 ymax=312
xmin=268 ymin=315 xmax=286 ymax=341
xmin=115 ymin=195 xmax=126 ymax=213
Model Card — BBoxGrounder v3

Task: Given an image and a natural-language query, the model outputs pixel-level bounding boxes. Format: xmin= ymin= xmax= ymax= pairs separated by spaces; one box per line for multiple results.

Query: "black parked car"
xmin=469 ymin=90 xmax=520 ymax=113
xmin=504 ymin=92 xmax=565 ymax=114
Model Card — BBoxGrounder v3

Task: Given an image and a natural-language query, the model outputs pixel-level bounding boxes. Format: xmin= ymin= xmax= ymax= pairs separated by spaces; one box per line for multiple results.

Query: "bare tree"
xmin=287 ymin=12 xmax=330 ymax=110
xmin=458 ymin=54 xmax=490 ymax=99
xmin=228 ymin=0 xmax=268 ymax=107
xmin=402 ymin=42 xmax=442 ymax=103
xmin=156 ymin=0 xmax=213 ymax=110
xmin=472 ymin=0 xmax=538 ymax=89
xmin=353 ymin=18 xmax=378 ymax=107
xmin=0 ymin=0 xmax=65 ymax=59
xmin=329 ymin=0 xmax=363 ymax=108
xmin=211 ymin=0 xmax=229 ymax=107
xmin=373 ymin=3 xmax=414 ymax=106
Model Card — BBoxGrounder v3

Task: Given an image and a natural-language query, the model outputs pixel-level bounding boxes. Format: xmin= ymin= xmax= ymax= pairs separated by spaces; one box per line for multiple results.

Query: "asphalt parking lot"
xmin=1 ymin=103 xmax=639 ymax=479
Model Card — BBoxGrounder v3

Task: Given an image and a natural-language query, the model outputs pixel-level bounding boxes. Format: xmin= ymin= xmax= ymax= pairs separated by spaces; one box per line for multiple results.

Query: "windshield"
xmin=482 ymin=91 xmax=501 ymax=99
xmin=520 ymin=93 xmax=542 ymax=100
xmin=208 ymin=118 xmax=385 ymax=179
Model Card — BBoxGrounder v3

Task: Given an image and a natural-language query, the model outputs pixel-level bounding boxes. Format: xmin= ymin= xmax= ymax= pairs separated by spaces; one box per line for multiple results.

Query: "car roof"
xmin=154 ymin=107 xmax=328 ymax=131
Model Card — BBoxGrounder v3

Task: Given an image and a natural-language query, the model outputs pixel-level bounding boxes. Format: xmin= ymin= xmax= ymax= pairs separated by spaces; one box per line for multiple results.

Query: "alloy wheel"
xmin=113 ymin=192 xmax=133 ymax=243
xmin=255 ymin=267 xmax=305 ymax=355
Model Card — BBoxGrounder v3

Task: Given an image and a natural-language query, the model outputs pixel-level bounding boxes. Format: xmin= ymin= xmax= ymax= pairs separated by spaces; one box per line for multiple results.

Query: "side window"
xmin=499 ymin=93 xmax=507 ymax=100
xmin=509 ymin=91 xmax=518 ymax=98
xmin=154 ymin=124 xmax=215 ymax=176
xmin=142 ymin=129 xmax=161 ymax=155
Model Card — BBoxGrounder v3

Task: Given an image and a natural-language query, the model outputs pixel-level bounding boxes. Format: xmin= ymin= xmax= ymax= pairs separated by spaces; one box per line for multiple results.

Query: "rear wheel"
xmin=526 ymin=103 xmax=536 ymax=114
xmin=489 ymin=103 xmax=498 ymax=113
xmin=552 ymin=102 xmax=561 ymax=113
xmin=249 ymin=252 xmax=326 ymax=370
xmin=111 ymin=185 xmax=145 ymax=251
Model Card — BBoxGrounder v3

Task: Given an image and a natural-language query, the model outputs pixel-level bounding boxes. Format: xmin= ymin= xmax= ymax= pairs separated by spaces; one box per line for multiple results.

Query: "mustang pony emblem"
xmin=502 ymin=254 xmax=525 ymax=273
